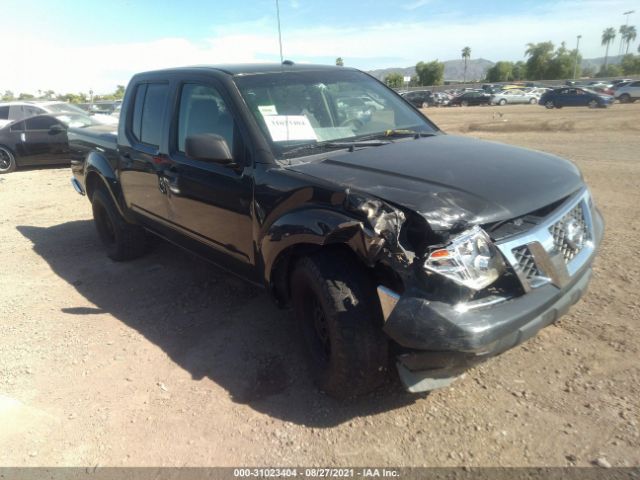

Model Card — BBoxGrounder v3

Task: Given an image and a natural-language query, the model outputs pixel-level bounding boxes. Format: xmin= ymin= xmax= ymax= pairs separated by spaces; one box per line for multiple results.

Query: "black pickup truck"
xmin=70 ymin=63 xmax=604 ymax=398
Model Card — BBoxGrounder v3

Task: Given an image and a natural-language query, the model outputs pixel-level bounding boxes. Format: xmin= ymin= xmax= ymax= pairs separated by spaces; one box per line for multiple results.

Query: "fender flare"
xmin=260 ymin=207 xmax=376 ymax=289
xmin=84 ymin=151 xmax=128 ymax=217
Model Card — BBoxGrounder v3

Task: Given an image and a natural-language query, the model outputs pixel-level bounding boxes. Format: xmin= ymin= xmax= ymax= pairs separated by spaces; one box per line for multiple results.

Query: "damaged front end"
xmin=346 ymin=187 xmax=604 ymax=393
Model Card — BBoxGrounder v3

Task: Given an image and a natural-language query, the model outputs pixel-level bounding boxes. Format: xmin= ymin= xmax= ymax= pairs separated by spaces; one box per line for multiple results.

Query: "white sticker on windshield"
xmin=264 ymin=115 xmax=318 ymax=142
xmin=258 ymin=105 xmax=278 ymax=116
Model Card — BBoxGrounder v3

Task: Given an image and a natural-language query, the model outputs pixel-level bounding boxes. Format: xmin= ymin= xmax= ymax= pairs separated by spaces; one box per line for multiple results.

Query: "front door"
xmin=162 ymin=81 xmax=255 ymax=269
xmin=21 ymin=115 xmax=69 ymax=166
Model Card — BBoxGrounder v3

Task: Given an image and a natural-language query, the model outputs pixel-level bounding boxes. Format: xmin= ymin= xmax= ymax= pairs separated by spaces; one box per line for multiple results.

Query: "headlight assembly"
xmin=424 ymin=226 xmax=505 ymax=291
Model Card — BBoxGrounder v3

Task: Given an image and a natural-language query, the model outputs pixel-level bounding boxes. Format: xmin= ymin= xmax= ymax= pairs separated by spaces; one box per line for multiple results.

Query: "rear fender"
xmin=84 ymin=151 xmax=128 ymax=218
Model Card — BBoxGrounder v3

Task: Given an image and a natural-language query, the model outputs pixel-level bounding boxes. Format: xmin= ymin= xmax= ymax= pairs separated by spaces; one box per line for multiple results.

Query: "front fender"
xmin=260 ymin=208 xmax=372 ymax=285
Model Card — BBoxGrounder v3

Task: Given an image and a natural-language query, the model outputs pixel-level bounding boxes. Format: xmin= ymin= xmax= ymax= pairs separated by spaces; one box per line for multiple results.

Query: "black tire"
xmin=291 ymin=252 xmax=388 ymax=399
xmin=421 ymin=101 xmax=429 ymax=108
xmin=499 ymin=99 xmax=507 ymax=106
xmin=545 ymin=100 xmax=555 ymax=109
xmin=588 ymin=99 xmax=599 ymax=109
xmin=529 ymin=98 xmax=537 ymax=104
xmin=460 ymin=100 xmax=469 ymax=107
xmin=91 ymin=188 xmax=148 ymax=261
xmin=0 ymin=145 xmax=16 ymax=174
xmin=618 ymin=93 xmax=631 ymax=103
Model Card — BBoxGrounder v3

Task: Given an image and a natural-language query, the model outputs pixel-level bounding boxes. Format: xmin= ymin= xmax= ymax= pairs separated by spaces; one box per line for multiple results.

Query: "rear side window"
xmin=131 ymin=83 xmax=168 ymax=147
xmin=0 ymin=106 xmax=8 ymax=120
xmin=631 ymin=81 xmax=640 ymax=87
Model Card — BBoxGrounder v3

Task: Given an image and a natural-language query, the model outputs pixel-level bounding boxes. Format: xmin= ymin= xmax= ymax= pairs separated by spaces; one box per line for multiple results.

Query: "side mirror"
xmin=49 ymin=124 xmax=66 ymax=135
xmin=185 ymin=133 xmax=233 ymax=164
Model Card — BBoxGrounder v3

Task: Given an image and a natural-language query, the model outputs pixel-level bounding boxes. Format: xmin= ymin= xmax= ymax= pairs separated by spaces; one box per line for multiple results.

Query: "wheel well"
xmin=0 ymin=144 xmax=15 ymax=156
xmin=271 ymin=243 xmax=372 ymax=307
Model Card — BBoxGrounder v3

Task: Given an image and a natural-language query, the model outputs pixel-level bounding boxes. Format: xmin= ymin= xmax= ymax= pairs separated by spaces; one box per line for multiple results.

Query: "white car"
xmin=614 ymin=80 xmax=640 ymax=103
xmin=0 ymin=101 xmax=118 ymax=128
xmin=490 ymin=89 xmax=539 ymax=105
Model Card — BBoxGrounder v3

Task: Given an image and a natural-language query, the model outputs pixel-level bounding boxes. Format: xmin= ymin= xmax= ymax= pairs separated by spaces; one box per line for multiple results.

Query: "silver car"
xmin=490 ymin=89 xmax=539 ymax=105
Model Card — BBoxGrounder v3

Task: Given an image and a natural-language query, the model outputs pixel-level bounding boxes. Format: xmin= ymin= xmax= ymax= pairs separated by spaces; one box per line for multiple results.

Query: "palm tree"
xmin=601 ymin=27 xmax=616 ymax=71
xmin=461 ymin=46 xmax=471 ymax=83
xmin=623 ymin=25 xmax=637 ymax=54
xmin=618 ymin=25 xmax=628 ymax=55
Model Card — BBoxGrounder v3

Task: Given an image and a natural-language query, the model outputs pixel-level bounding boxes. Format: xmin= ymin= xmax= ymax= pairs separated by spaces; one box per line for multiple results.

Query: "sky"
xmin=2 ymin=0 xmax=638 ymax=94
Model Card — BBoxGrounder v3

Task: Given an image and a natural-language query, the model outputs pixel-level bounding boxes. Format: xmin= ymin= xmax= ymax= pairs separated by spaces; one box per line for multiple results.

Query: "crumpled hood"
xmin=286 ymin=134 xmax=584 ymax=231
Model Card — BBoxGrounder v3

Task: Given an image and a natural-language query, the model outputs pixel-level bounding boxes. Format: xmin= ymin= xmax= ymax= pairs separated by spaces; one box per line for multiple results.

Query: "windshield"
xmin=46 ymin=103 xmax=87 ymax=114
xmin=57 ymin=114 xmax=99 ymax=128
xmin=234 ymin=69 xmax=437 ymax=158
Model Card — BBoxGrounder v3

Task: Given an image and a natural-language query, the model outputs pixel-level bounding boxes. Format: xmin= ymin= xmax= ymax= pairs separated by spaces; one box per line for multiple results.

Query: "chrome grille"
xmin=512 ymin=246 xmax=541 ymax=280
xmin=549 ymin=203 xmax=590 ymax=263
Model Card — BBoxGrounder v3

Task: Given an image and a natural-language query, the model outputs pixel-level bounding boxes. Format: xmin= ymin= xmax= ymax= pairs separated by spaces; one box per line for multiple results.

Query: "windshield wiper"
xmin=356 ymin=129 xmax=437 ymax=141
xmin=282 ymin=139 xmax=390 ymax=158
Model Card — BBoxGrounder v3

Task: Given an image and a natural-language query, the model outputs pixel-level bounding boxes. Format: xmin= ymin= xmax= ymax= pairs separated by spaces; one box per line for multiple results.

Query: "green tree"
xmin=335 ymin=57 xmax=344 ymax=67
xmin=601 ymin=27 xmax=616 ymax=71
xmin=415 ymin=60 xmax=444 ymax=86
xmin=18 ymin=93 xmax=35 ymax=100
xmin=512 ymin=61 xmax=527 ymax=80
xmin=461 ymin=46 xmax=471 ymax=83
xmin=115 ymin=85 xmax=126 ymax=98
xmin=525 ymin=41 xmax=555 ymax=79
xmin=581 ymin=65 xmax=597 ymax=77
xmin=596 ymin=64 xmax=622 ymax=77
xmin=620 ymin=54 xmax=640 ymax=74
xmin=547 ymin=42 xmax=580 ymax=79
xmin=2 ymin=90 xmax=15 ymax=101
xmin=485 ymin=61 xmax=514 ymax=82
xmin=384 ymin=72 xmax=404 ymax=88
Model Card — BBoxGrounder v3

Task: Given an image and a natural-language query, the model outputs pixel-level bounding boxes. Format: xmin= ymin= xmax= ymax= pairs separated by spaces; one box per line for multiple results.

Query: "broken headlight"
xmin=424 ymin=226 xmax=505 ymax=291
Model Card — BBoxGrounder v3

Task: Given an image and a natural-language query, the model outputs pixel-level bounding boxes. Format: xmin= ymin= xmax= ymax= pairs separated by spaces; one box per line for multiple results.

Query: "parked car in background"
xmin=614 ymin=80 xmax=640 ymax=103
xmin=401 ymin=90 xmax=435 ymax=108
xmin=448 ymin=91 xmax=491 ymax=106
xmin=0 ymin=101 xmax=117 ymax=128
xmin=0 ymin=113 xmax=99 ymax=173
xmin=490 ymin=89 xmax=539 ymax=105
xmin=539 ymin=88 xmax=614 ymax=109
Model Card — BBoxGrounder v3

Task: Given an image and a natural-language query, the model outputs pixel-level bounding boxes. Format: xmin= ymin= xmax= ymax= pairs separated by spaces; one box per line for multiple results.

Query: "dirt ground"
xmin=0 ymin=103 xmax=639 ymax=467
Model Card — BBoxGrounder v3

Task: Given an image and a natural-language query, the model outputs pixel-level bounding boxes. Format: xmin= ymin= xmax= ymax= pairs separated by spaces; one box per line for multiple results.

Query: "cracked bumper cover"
xmin=383 ymin=208 xmax=604 ymax=392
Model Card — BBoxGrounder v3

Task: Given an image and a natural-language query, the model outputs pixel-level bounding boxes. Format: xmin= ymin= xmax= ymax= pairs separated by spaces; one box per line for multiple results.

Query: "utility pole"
xmin=573 ymin=35 xmax=582 ymax=80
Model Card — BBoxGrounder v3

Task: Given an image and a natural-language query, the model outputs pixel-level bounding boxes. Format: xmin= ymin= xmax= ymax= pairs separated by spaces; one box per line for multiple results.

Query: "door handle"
xmin=160 ymin=167 xmax=180 ymax=196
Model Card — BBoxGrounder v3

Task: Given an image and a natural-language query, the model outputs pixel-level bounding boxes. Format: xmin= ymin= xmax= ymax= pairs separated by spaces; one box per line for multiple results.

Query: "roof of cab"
xmin=136 ymin=63 xmax=357 ymax=77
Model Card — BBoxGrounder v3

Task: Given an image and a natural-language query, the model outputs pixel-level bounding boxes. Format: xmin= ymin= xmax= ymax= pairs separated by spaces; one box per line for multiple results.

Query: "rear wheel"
xmin=421 ymin=101 xmax=429 ymax=108
xmin=461 ymin=100 xmax=469 ymax=107
xmin=618 ymin=93 xmax=631 ymax=103
xmin=545 ymin=100 xmax=555 ymax=109
xmin=91 ymin=188 xmax=149 ymax=261
xmin=291 ymin=251 xmax=388 ymax=399
xmin=588 ymin=99 xmax=599 ymax=109
xmin=0 ymin=146 xmax=16 ymax=174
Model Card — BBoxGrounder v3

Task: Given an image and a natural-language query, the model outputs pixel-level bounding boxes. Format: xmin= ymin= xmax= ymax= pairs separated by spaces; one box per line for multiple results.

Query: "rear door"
xmin=119 ymin=82 xmax=171 ymax=222
xmin=161 ymin=80 xmax=255 ymax=268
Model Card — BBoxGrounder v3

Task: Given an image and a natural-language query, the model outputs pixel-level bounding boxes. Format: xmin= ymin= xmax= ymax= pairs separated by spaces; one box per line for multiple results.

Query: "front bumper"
xmin=382 ymin=196 xmax=604 ymax=392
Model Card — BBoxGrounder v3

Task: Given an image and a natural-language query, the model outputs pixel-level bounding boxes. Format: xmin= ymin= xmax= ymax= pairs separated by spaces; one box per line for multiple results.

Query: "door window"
xmin=10 ymin=121 xmax=25 ymax=132
xmin=25 ymin=116 xmax=61 ymax=131
xmin=0 ymin=106 xmax=9 ymax=120
xmin=130 ymin=83 xmax=169 ymax=147
xmin=177 ymin=83 xmax=234 ymax=155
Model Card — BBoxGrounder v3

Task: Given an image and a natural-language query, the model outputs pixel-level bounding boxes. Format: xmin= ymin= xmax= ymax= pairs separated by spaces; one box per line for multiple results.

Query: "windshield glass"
xmin=57 ymin=114 xmax=99 ymax=128
xmin=47 ymin=103 xmax=87 ymax=114
xmin=234 ymin=69 xmax=437 ymax=158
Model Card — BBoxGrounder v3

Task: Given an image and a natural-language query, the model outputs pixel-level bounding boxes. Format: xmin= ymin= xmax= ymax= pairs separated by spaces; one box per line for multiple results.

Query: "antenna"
xmin=275 ymin=0 xmax=284 ymax=64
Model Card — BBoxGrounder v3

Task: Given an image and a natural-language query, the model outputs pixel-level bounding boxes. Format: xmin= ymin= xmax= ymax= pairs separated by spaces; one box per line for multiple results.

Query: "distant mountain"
xmin=368 ymin=58 xmax=494 ymax=83
xmin=580 ymin=54 xmax=625 ymax=71
xmin=368 ymin=55 xmax=628 ymax=84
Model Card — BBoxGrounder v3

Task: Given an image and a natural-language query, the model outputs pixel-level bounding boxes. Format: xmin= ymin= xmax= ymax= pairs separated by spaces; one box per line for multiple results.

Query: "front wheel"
xmin=618 ymin=94 xmax=631 ymax=103
xmin=91 ymin=188 xmax=149 ymax=261
xmin=421 ymin=101 xmax=429 ymax=108
xmin=460 ymin=100 xmax=469 ymax=107
xmin=0 ymin=146 xmax=16 ymax=174
xmin=499 ymin=99 xmax=507 ymax=106
xmin=588 ymin=99 xmax=599 ymax=109
xmin=529 ymin=98 xmax=537 ymax=104
xmin=545 ymin=100 xmax=555 ymax=109
xmin=291 ymin=252 xmax=388 ymax=399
